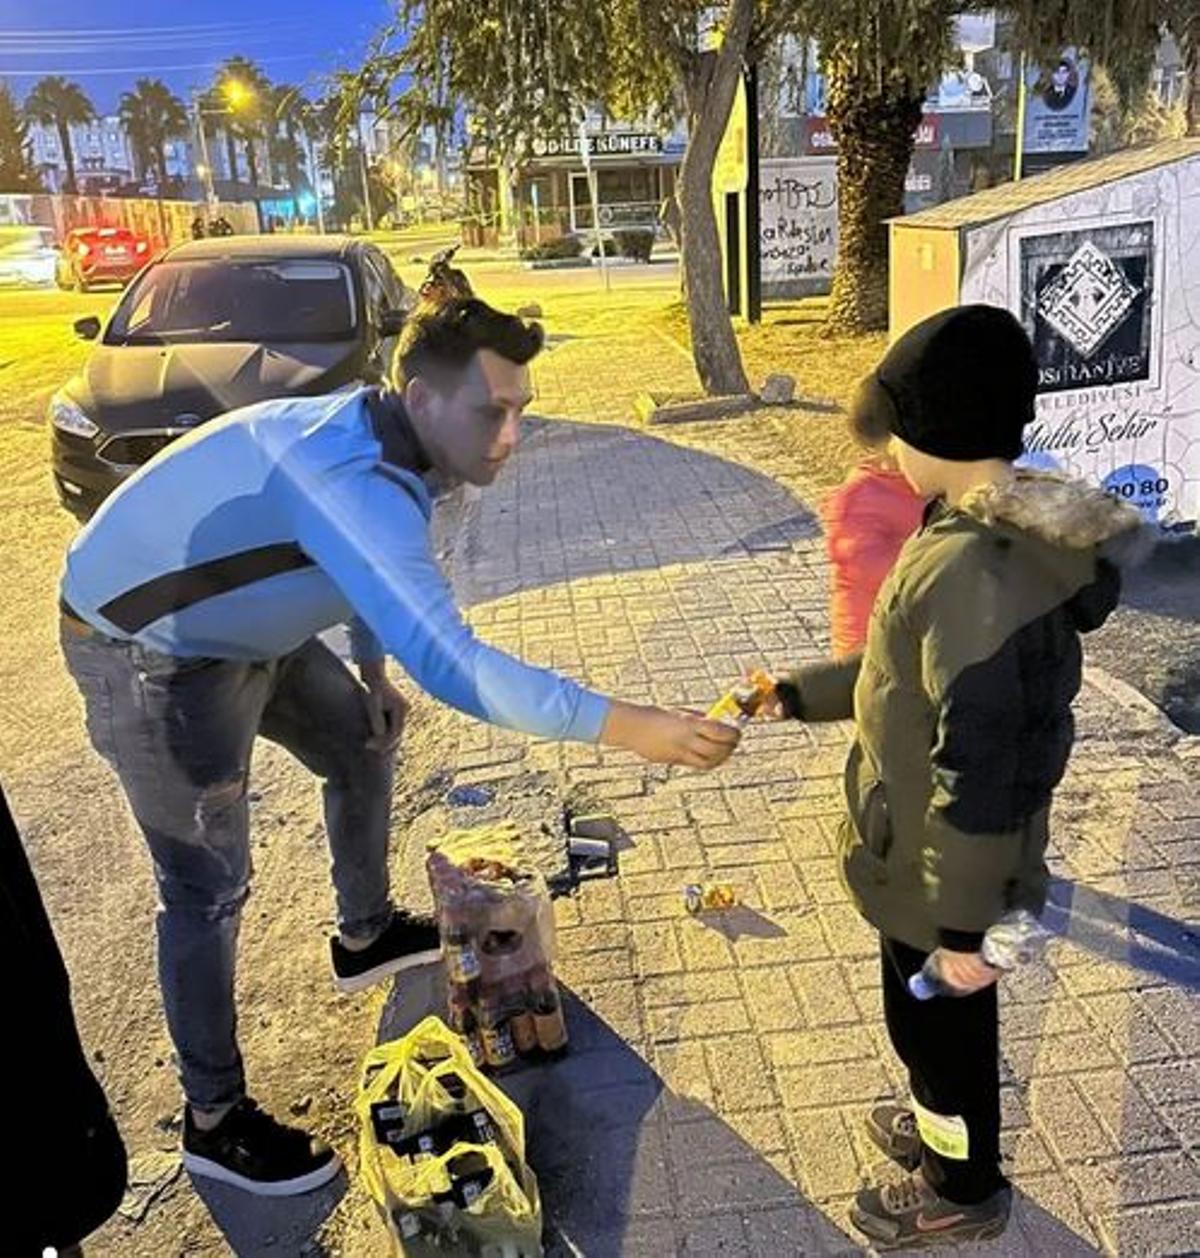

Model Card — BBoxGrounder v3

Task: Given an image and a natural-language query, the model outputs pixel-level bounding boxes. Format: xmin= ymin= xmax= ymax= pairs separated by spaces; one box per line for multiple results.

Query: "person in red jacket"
xmin=821 ymin=386 xmax=927 ymax=658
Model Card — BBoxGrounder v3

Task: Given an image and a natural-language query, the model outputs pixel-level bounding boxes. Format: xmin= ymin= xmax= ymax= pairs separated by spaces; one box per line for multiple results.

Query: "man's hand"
xmin=601 ymin=701 xmax=740 ymax=770
xmin=359 ymin=661 xmax=408 ymax=754
xmin=932 ymin=947 xmax=999 ymax=995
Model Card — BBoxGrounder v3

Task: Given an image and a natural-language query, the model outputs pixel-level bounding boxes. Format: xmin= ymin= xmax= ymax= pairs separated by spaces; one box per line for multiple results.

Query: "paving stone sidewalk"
xmin=404 ymin=321 xmax=1200 ymax=1257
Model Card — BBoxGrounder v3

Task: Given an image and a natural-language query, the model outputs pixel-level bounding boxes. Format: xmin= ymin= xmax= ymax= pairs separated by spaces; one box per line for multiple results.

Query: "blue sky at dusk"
xmin=1 ymin=0 xmax=393 ymax=113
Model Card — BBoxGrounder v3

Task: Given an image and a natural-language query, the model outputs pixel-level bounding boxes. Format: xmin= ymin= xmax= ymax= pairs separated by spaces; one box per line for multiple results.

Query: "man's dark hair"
xmin=398 ymin=298 xmax=544 ymax=389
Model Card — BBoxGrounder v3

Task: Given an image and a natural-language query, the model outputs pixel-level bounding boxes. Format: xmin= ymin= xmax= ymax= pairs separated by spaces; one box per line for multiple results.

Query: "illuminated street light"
xmin=190 ymin=80 xmax=256 ymax=210
xmin=225 ymin=80 xmax=252 ymax=110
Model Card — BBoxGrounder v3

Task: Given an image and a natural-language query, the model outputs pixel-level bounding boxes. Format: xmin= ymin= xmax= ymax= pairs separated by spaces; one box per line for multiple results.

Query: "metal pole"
xmin=358 ymin=139 xmax=375 ymax=232
xmin=578 ymin=113 xmax=609 ymax=292
xmin=192 ymin=96 xmax=217 ymax=209
xmin=744 ymin=60 xmax=762 ymax=325
xmin=1013 ymin=51 xmax=1028 ymax=182
xmin=305 ymin=131 xmax=325 ymax=233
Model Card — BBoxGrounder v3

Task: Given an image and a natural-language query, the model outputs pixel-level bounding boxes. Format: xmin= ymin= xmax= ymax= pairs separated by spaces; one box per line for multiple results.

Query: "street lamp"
xmin=190 ymin=94 xmax=219 ymax=209
xmin=225 ymin=80 xmax=251 ymax=110
xmin=190 ymin=81 xmax=255 ymax=210
xmin=303 ymin=130 xmax=326 ymax=234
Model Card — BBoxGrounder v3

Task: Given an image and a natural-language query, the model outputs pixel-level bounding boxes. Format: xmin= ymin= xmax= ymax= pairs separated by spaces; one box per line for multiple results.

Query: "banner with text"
xmin=958 ymin=180 xmax=1200 ymax=531
xmin=759 ymin=156 xmax=838 ymax=297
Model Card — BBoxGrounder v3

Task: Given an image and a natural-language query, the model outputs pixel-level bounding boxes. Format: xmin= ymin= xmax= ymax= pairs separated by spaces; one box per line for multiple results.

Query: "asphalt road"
xmin=1087 ymin=538 xmax=1200 ymax=733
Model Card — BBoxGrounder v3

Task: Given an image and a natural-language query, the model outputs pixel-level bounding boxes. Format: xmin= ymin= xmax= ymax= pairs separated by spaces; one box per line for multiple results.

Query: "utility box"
xmin=890 ymin=138 xmax=1200 ymax=532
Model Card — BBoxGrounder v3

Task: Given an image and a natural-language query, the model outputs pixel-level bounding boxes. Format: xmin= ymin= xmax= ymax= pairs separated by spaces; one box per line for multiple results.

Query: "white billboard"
xmin=958 ymin=153 xmax=1200 ymax=530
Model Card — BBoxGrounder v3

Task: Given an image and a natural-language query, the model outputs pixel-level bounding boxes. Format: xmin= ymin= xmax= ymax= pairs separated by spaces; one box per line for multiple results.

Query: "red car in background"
xmin=55 ymin=226 xmax=151 ymax=291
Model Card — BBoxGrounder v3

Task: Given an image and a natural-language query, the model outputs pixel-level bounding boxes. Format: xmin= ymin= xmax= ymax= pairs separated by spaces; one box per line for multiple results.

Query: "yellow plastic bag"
xmin=388 ymin=1141 xmax=542 ymax=1256
xmin=428 ymin=821 xmax=527 ymax=871
xmin=356 ymin=1016 xmax=542 ymax=1256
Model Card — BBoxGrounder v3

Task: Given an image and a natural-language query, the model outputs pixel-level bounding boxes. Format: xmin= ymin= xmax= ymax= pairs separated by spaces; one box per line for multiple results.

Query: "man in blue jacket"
xmin=60 ymin=297 xmax=739 ymax=1197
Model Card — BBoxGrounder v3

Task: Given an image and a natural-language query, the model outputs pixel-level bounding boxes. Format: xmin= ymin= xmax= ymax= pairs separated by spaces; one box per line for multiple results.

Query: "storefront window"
xmin=572 ymin=167 xmax=660 ymax=229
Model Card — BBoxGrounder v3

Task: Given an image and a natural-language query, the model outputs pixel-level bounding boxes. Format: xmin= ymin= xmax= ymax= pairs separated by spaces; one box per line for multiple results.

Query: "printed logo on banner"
xmin=1037 ymin=241 xmax=1139 ymax=357
xmin=1018 ymin=221 xmax=1157 ymax=395
xmin=1102 ymin=463 xmax=1170 ymax=523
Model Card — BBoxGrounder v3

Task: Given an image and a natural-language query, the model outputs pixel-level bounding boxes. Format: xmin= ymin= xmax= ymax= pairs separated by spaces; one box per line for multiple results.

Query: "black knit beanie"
xmin=865 ymin=304 xmax=1037 ymax=462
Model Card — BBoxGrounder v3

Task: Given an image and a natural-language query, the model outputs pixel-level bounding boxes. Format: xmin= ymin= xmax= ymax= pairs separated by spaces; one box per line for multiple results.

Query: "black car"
xmin=51 ymin=235 xmax=412 ymax=520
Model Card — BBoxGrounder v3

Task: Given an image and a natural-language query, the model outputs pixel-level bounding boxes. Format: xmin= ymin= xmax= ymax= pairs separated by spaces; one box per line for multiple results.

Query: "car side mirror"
xmin=378 ymin=308 xmax=407 ymax=338
xmin=74 ymin=316 xmax=101 ymax=341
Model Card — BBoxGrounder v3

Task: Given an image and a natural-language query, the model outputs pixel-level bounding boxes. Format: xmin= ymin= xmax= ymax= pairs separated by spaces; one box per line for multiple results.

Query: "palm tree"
xmin=794 ymin=0 xmax=1189 ymax=332
xmin=208 ymin=57 xmax=273 ymax=188
xmin=269 ymin=84 xmax=310 ymax=191
xmin=24 ymin=76 xmax=94 ymax=194
xmin=807 ymin=4 xmax=957 ymax=333
xmin=117 ymin=79 xmax=188 ymax=192
xmin=0 ymin=82 xmax=41 ymax=191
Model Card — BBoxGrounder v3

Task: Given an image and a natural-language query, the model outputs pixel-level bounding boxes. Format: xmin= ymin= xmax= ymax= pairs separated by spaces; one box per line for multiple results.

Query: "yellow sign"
xmin=714 ymin=76 xmax=748 ymax=195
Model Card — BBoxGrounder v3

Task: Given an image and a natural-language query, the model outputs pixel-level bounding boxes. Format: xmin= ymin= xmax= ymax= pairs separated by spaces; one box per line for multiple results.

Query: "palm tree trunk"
xmin=224 ymin=128 xmax=238 ymax=187
xmin=58 ymin=119 xmax=77 ymax=194
xmin=245 ymin=137 xmax=260 ymax=187
xmin=155 ymin=141 xmax=168 ymax=193
xmin=674 ymin=0 xmax=753 ymax=396
xmin=824 ymin=55 xmax=923 ymax=334
xmin=286 ymin=122 xmax=302 ymax=191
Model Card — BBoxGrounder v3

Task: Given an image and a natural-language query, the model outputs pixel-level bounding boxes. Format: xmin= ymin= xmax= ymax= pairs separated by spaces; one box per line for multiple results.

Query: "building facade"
xmin=27 ymin=117 xmax=137 ymax=194
xmin=465 ymin=110 xmax=686 ymax=245
xmin=27 ymin=116 xmax=285 ymax=198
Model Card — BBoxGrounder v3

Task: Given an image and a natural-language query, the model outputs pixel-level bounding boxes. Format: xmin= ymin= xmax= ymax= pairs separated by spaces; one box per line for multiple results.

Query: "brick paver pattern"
xmin=417 ymin=312 xmax=1200 ymax=1257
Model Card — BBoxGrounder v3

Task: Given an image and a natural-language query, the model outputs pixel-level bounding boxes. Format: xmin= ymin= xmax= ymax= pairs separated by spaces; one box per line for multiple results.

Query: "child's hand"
xmin=932 ymin=947 xmax=999 ymax=995
xmin=744 ymin=668 xmax=784 ymax=720
xmin=760 ymin=688 xmax=785 ymax=721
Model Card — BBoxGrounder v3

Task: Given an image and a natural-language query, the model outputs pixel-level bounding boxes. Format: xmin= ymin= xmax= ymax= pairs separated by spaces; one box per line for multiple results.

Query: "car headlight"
xmin=50 ymin=392 xmax=99 ymax=439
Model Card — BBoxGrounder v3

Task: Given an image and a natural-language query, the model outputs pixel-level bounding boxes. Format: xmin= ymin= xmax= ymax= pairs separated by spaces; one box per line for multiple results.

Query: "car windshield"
xmin=107 ymin=258 xmax=357 ymax=345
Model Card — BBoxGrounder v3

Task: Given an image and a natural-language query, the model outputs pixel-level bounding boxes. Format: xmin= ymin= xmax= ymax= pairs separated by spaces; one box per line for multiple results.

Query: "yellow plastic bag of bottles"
xmin=382 ymin=1142 xmax=542 ymax=1257
xmin=356 ymin=1016 xmax=542 ymax=1256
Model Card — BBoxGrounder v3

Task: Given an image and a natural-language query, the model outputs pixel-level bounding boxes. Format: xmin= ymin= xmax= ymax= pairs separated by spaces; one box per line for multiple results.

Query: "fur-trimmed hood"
xmin=958 ymin=471 xmax=1153 ymax=566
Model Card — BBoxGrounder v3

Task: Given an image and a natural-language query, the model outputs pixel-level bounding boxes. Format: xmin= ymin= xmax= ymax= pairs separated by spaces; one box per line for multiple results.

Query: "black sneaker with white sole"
xmin=182 ymin=1098 xmax=340 ymax=1196
xmin=330 ymin=909 xmax=441 ymax=994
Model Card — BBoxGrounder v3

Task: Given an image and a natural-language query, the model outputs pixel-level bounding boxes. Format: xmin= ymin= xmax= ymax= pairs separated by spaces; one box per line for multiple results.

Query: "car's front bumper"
xmin=51 ymin=429 xmax=125 ymax=521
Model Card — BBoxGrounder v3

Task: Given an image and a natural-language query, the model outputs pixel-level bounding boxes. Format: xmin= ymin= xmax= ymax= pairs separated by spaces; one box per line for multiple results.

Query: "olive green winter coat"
xmin=780 ymin=473 xmax=1145 ymax=953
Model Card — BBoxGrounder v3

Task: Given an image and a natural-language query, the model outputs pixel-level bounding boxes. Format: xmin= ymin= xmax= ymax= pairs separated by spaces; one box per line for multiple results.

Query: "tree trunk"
xmin=824 ymin=54 xmax=923 ymax=334
xmin=155 ymin=141 xmax=168 ymax=194
xmin=286 ymin=122 xmax=302 ymax=191
xmin=246 ymin=137 xmax=260 ymax=188
xmin=58 ymin=120 xmax=76 ymax=195
xmin=224 ymin=128 xmax=239 ymax=187
xmin=675 ymin=0 xmax=754 ymax=396
xmin=1184 ymin=22 xmax=1199 ymax=137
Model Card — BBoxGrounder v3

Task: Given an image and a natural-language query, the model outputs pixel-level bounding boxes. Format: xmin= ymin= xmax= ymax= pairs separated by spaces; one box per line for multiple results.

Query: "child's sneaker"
xmin=865 ymin=1102 xmax=921 ymax=1170
xmin=850 ymin=1169 xmax=1011 ymax=1249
